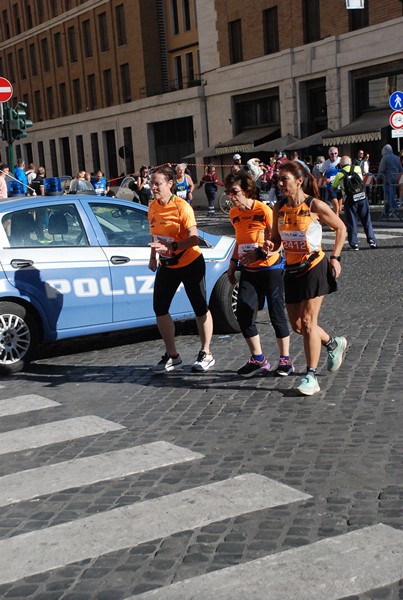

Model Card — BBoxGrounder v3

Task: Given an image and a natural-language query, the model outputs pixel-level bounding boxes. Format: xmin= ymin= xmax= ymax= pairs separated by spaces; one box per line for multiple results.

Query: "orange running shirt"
xmin=230 ymin=200 xmax=281 ymax=269
xmin=277 ymin=198 xmax=324 ymax=268
xmin=148 ymin=194 xmax=201 ymax=268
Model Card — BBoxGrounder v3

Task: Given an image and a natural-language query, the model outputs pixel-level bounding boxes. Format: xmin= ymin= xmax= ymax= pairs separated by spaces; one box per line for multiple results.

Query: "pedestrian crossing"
xmin=0 ymin=392 xmax=402 ymax=598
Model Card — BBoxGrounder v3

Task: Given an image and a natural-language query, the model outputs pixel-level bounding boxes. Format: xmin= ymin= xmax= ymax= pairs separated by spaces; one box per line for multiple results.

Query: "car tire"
xmin=209 ymin=272 xmax=240 ymax=334
xmin=0 ymin=302 xmax=39 ymax=375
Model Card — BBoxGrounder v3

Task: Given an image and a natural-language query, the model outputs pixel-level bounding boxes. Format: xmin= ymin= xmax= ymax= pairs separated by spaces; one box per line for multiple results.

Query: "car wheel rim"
xmin=0 ymin=314 xmax=31 ymax=364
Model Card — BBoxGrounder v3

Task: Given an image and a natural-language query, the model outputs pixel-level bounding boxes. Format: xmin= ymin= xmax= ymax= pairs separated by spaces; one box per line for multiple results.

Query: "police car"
xmin=0 ymin=195 xmax=238 ymax=374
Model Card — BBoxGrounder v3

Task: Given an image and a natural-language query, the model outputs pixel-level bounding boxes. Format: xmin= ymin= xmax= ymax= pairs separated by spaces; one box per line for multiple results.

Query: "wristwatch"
xmin=172 ymin=241 xmax=178 ymax=252
xmin=330 ymin=255 xmax=341 ymax=262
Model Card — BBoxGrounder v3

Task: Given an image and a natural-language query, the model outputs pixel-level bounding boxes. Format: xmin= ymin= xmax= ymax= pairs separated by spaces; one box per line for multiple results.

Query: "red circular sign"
xmin=0 ymin=77 xmax=13 ymax=103
xmin=390 ymin=110 xmax=403 ymax=129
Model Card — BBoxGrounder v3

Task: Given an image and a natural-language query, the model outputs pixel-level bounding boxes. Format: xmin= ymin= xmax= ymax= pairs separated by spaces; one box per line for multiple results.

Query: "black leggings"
xmin=153 ymin=254 xmax=208 ymax=317
xmin=237 ymin=268 xmax=289 ymax=339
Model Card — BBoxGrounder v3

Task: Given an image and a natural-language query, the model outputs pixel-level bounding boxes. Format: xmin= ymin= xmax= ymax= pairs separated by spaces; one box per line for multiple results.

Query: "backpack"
xmin=342 ymin=165 xmax=365 ymax=202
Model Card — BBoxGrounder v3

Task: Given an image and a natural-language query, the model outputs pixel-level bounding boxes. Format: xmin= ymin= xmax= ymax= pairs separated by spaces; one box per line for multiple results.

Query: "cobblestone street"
xmin=0 ymin=214 xmax=402 ymax=599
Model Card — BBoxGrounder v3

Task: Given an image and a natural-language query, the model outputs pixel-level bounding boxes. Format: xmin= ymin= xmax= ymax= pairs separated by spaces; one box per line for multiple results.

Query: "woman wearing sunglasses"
xmin=225 ymin=171 xmax=293 ymax=378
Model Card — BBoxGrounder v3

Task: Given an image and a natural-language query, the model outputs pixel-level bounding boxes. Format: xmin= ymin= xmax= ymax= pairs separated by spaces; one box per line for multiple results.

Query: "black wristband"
xmin=330 ymin=255 xmax=341 ymax=262
xmin=172 ymin=241 xmax=179 ymax=252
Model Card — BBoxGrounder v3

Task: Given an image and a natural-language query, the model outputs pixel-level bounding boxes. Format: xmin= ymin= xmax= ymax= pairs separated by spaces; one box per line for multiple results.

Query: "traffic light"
xmin=2 ymin=102 xmax=33 ymax=143
xmin=9 ymin=102 xmax=33 ymax=141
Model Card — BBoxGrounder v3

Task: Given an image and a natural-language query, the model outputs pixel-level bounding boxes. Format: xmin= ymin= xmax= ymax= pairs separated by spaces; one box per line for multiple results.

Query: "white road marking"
xmin=0 ymin=474 xmax=310 ymax=585
xmin=131 ymin=524 xmax=403 ymax=600
xmin=322 ymin=232 xmax=400 ymax=245
xmin=0 ymin=416 xmax=125 ymax=455
xmin=0 ymin=395 xmax=60 ymax=418
xmin=0 ymin=441 xmax=203 ymax=507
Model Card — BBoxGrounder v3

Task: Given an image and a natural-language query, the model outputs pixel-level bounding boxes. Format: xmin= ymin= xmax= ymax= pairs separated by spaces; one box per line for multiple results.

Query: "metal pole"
xmin=7 ymin=143 xmax=14 ymax=174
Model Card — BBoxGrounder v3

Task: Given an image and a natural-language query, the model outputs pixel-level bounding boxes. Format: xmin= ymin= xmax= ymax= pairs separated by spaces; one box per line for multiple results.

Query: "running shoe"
xmin=296 ymin=373 xmax=320 ymax=396
xmin=369 ymin=241 xmax=377 ymax=248
xmin=275 ymin=357 xmax=295 ymax=377
xmin=237 ymin=356 xmax=270 ymax=378
xmin=350 ymin=245 xmax=359 ymax=250
xmin=207 ymin=210 xmax=215 ymax=217
xmin=150 ymin=353 xmax=183 ymax=373
xmin=327 ymin=336 xmax=347 ymax=373
xmin=192 ymin=351 xmax=215 ymax=372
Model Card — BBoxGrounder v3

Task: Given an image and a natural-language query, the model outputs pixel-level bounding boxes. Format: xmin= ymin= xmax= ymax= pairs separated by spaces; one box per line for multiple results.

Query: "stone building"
xmin=0 ymin=0 xmax=402 ymax=180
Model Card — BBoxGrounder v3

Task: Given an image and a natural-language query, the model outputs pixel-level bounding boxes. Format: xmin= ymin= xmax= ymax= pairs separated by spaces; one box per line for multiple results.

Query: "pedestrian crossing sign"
xmin=389 ymin=91 xmax=403 ymax=111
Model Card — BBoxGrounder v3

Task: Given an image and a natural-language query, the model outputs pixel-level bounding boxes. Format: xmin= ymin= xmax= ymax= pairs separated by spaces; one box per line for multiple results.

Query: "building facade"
xmin=0 ymin=0 xmax=402 ymax=180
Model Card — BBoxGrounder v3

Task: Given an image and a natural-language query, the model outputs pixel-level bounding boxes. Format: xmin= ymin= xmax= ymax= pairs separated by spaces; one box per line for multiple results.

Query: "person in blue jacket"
xmin=14 ymin=158 xmax=28 ymax=195
xmin=91 ymin=170 xmax=110 ymax=196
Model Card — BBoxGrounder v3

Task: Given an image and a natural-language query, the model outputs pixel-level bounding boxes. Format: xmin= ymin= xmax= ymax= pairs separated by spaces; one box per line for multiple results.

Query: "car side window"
xmin=2 ymin=204 xmax=89 ymax=248
xmin=90 ymin=203 xmax=151 ymax=246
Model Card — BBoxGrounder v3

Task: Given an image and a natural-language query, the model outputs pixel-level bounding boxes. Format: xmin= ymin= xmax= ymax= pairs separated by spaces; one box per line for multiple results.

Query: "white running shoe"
xmin=192 ymin=351 xmax=215 ymax=372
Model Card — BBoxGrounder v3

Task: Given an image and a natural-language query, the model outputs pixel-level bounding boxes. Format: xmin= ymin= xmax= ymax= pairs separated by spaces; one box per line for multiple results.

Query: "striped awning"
xmin=322 ymin=110 xmax=390 ymax=146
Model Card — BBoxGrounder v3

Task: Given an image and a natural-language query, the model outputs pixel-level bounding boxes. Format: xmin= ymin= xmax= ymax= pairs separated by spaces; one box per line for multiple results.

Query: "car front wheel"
xmin=209 ymin=272 xmax=240 ymax=334
xmin=0 ymin=302 xmax=39 ymax=375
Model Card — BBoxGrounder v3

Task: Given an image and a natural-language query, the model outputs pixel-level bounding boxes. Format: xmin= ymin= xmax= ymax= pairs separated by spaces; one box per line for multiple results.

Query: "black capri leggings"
xmin=153 ymin=253 xmax=209 ymax=317
xmin=237 ymin=268 xmax=289 ymax=339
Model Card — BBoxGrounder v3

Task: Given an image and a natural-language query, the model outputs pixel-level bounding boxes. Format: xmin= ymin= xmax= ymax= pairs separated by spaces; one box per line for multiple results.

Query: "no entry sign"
xmin=0 ymin=77 xmax=13 ymax=103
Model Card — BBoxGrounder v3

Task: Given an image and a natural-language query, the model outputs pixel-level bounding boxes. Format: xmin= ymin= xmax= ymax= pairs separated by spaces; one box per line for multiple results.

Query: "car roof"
xmin=0 ymin=195 xmax=149 ymax=214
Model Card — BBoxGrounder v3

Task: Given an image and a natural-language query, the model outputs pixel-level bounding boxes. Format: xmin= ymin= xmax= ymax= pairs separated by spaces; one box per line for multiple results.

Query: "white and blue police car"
xmin=0 ymin=194 xmax=238 ymax=374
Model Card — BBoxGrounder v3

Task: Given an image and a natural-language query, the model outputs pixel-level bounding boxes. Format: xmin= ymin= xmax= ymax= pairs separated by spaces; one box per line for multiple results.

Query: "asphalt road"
xmin=0 ymin=211 xmax=402 ymax=600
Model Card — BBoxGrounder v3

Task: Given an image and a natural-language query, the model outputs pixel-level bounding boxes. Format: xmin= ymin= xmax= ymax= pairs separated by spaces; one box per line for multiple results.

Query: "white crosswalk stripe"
xmin=130 ymin=524 xmax=403 ymax=600
xmin=0 ymin=415 xmax=125 ymax=455
xmin=0 ymin=473 xmax=310 ymax=585
xmin=322 ymin=231 xmax=401 ymax=245
xmin=0 ymin=441 xmax=203 ymax=507
xmin=0 ymin=394 xmax=60 ymax=417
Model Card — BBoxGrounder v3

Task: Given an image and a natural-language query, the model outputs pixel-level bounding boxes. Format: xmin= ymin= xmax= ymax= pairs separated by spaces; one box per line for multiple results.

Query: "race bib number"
xmin=353 ymin=192 xmax=366 ymax=202
xmin=281 ymin=230 xmax=308 ymax=252
xmin=239 ymin=243 xmax=258 ymax=256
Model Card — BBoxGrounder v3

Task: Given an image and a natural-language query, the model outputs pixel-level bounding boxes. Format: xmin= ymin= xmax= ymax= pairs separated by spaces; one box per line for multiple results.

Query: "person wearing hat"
xmin=198 ymin=164 xmax=223 ymax=216
xmin=231 ymin=154 xmax=244 ymax=177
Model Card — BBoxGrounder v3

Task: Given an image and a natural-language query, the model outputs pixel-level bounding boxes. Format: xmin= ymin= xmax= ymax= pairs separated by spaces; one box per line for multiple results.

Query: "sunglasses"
xmin=330 ymin=152 xmax=338 ymax=155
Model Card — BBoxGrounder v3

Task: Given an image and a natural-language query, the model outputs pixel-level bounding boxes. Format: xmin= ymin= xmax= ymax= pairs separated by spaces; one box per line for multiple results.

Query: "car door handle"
xmin=10 ymin=259 xmax=34 ymax=269
xmin=110 ymin=255 xmax=130 ymax=265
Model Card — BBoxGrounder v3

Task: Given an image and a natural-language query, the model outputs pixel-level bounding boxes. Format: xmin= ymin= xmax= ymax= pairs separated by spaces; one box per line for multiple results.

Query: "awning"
xmin=183 ymin=145 xmax=219 ymax=159
xmin=284 ymin=129 xmax=333 ymax=151
xmin=214 ymin=126 xmax=279 ymax=155
xmin=253 ymin=133 xmax=300 ymax=153
xmin=322 ymin=110 xmax=390 ymax=146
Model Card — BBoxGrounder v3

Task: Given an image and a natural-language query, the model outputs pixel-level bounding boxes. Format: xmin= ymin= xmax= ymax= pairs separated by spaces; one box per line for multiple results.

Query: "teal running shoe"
xmin=327 ymin=336 xmax=347 ymax=372
xmin=296 ymin=373 xmax=320 ymax=396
